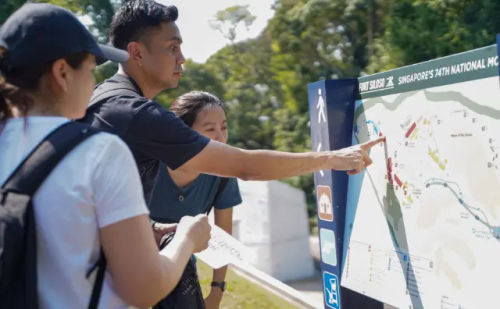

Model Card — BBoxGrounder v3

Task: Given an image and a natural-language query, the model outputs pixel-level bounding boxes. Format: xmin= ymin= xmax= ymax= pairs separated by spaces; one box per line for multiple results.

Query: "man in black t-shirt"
xmin=83 ymin=73 xmax=209 ymax=202
xmin=81 ymin=2 xmax=384 ymax=307
xmin=81 ymin=0 xmax=383 ymax=205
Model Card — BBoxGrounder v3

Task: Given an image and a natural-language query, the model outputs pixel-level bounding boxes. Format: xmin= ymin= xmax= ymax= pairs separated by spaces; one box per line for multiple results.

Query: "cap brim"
xmin=95 ymin=44 xmax=129 ymax=65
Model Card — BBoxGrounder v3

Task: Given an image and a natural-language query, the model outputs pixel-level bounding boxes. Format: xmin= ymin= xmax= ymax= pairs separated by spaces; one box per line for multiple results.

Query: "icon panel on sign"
xmin=320 ymin=228 xmax=337 ymax=266
xmin=317 ymin=185 xmax=333 ymax=221
xmin=323 ymin=271 xmax=340 ymax=309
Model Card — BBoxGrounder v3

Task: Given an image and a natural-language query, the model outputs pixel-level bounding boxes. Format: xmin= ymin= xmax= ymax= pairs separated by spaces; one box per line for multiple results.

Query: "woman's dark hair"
xmin=170 ymin=91 xmax=224 ymax=127
xmin=0 ymin=47 xmax=88 ymax=123
xmin=110 ymin=0 xmax=178 ymax=50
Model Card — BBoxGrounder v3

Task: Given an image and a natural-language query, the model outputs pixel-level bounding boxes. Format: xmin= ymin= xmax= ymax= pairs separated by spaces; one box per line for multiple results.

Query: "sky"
xmin=161 ymin=0 xmax=275 ymax=63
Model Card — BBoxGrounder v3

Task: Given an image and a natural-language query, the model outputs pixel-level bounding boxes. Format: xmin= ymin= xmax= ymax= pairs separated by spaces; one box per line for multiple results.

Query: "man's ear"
xmin=49 ymin=58 xmax=70 ymax=93
xmin=127 ymin=41 xmax=146 ymax=67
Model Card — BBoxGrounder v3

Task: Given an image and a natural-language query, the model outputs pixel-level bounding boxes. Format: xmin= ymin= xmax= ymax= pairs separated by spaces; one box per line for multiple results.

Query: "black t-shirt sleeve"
xmin=127 ymin=101 xmax=210 ymax=170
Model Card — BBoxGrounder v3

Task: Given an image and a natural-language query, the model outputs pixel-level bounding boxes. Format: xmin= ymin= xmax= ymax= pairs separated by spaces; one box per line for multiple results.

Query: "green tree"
xmin=205 ymin=6 xmax=277 ymax=150
xmin=0 ymin=0 xmax=26 ymax=24
xmin=368 ymin=0 xmax=500 ymax=72
xmin=156 ymin=59 xmax=225 ymax=108
xmin=94 ymin=61 xmax=118 ymax=84
xmin=194 ymin=0 xmax=384 ymax=216
xmin=204 ymin=35 xmax=278 ymax=150
xmin=210 ymin=5 xmax=256 ymax=43
xmin=1 ymin=0 xmax=116 ymax=43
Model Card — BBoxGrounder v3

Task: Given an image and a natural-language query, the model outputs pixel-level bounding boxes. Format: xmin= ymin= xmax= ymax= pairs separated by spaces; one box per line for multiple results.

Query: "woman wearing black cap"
xmin=0 ymin=3 xmax=210 ymax=308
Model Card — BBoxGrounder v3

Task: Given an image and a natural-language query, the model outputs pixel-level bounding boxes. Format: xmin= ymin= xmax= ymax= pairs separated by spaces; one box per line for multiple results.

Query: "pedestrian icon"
xmin=323 ymin=271 xmax=340 ymax=309
xmin=317 ymin=185 xmax=333 ymax=221
xmin=317 ymin=88 xmax=327 ymax=124
xmin=320 ymin=228 xmax=337 ymax=266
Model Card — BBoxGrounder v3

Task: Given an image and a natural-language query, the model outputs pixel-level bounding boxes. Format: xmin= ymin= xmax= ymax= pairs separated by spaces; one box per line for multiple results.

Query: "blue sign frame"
xmin=308 ymin=80 xmax=383 ymax=308
xmin=308 ymin=79 xmax=356 ymax=309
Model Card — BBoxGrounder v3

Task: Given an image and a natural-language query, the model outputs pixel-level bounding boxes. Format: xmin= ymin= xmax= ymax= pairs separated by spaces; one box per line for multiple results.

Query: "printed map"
xmin=341 ymin=46 xmax=500 ymax=309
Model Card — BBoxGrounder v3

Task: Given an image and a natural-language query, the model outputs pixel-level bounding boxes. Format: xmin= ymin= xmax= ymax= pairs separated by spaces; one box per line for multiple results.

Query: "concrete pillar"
xmin=233 ymin=180 xmax=315 ymax=282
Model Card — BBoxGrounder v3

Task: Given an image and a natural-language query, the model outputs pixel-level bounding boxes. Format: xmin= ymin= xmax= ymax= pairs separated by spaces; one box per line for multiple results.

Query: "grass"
xmin=196 ymin=259 xmax=300 ymax=309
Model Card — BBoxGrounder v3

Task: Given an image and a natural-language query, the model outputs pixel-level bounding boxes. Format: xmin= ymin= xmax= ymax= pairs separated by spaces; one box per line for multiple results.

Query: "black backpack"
xmin=0 ymin=121 xmax=106 ymax=309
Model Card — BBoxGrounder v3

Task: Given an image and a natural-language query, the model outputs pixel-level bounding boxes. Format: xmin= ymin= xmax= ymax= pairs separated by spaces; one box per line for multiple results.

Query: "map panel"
xmin=341 ymin=46 xmax=500 ymax=309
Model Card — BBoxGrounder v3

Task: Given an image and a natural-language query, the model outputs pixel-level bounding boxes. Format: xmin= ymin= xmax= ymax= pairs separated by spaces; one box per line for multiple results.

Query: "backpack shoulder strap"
xmin=88 ymin=75 xmax=142 ymax=109
xmin=2 ymin=121 xmax=99 ymax=195
xmin=88 ymin=248 xmax=107 ymax=309
xmin=1 ymin=121 xmax=104 ymax=309
xmin=88 ymin=87 xmax=139 ymax=108
xmin=205 ymin=177 xmax=230 ymax=215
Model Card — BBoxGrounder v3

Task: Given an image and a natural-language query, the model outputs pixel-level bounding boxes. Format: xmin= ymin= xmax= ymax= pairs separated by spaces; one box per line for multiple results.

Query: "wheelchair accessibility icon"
xmin=323 ymin=271 xmax=340 ymax=309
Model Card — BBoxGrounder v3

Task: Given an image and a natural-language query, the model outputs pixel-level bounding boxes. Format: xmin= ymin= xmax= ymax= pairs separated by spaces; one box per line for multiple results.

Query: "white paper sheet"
xmin=194 ymin=224 xmax=250 ymax=269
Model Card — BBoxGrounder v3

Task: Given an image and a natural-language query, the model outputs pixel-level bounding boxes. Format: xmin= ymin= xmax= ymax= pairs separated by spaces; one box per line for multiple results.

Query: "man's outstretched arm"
xmin=181 ymin=137 xmax=385 ymax=180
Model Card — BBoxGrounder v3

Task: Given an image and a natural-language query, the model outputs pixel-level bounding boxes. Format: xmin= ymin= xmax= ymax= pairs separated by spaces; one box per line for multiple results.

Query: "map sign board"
xmin=341 ymin=44 xmax=500 ymax=308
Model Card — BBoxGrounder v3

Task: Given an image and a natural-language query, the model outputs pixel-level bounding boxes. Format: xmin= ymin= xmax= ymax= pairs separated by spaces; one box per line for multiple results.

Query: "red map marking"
xmin=394 ymin=174 xmax=403 ymax=187
xmin=405 ymin=122 xmax=416 ymax=138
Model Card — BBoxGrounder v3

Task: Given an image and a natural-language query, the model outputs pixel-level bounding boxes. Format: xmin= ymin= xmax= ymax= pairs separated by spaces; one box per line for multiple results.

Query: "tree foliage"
xmin=1 ymin=0 xmax=116 ymax=43
xmin=190 ymin=0 xmax=500 ymax=215
xmin=210 ymin=5 xmax=256 ymax=43
xmin=0 ymin=0 xmax=26 ymax=24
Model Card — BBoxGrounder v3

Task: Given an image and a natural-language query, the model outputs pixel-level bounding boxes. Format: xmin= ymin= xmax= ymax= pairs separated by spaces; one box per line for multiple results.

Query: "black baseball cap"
xmin=0 ymin=2 xmax=128 ymax=70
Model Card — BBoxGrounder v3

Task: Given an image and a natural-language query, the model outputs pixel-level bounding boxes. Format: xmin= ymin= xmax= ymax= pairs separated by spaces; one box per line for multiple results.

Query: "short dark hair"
xmin=170 ymin=91 xmax=225 ymax=127
xmin=110 ymin=0 xmax=178 ymax=50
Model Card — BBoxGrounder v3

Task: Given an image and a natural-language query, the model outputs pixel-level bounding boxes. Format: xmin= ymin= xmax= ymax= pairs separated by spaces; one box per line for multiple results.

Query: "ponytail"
xmin=0 ymin=47 xmax=14 ymax=132
xmin=0 ymin=74 xmax=30 ymax=125
xmin=0 ymin=46 xmax=31 ymax=134
xmin=0 ymin=47 xmax=88 ymax=128
xmin=0 ymin=77 xmax=14 ymax=122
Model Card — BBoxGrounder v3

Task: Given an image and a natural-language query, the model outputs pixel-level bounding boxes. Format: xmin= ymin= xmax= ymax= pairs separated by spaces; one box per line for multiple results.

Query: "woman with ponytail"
xmin=150 ymin=91 xmax=242 ymax=308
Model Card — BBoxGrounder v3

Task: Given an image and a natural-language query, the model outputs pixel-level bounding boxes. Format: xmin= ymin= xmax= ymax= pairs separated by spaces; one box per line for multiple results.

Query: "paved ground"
xmin=286 ymin=236 xmax=324 ymax=308
xmin=287 ymin=270 xmax=324 ymax=308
